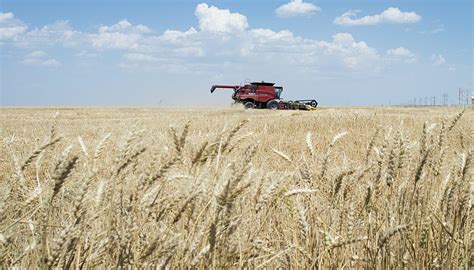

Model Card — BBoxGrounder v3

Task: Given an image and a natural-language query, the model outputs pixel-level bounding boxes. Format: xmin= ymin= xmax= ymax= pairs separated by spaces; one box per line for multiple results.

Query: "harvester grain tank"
xmin=210 ymin=81 xmax=318 ymax=110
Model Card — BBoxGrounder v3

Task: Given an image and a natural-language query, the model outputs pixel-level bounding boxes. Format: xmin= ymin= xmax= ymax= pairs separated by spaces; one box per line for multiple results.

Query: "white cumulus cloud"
xmin=21 ymin=50 xmax=61 ymax=67
xmin=431 ymin=25 xmax=445 ymax=34
xmin=41 ymin=59 xmax=61 ymax=67
xmin=5 ymin=4 xmax=419 ymax=74
xmin=0 ymin=12 xmax=27 ymax=40
xmin=250 ymin=28 xmax=297 ymax=44
xmin=275 ymin=0 xmax=321 ymax=18
xmin=90 ymin=19 xmax=152 ymax=50
xmin=76 ymin=50 xmax=98 ymax=58
xmin=431 ymin=54 xmax=445 ymax=66
xmin=334 ymin=7 xmax=421 ymax=26
xmin=161 ymin=27 xmax=198 ymax=44
xmin=387 ymin=47 xmax=416 ymax=63
xmin=19 ymin=20 xmax=81 ymax=47
xmin=387 ymin=47 xmax=413 ymax=57
xmin=195 ymin=3 xmax=248 ymax=34
xmin=98 ymin=19 xmax=151 ymax=34
xmin=25 ymin=50 xmax=47 ymax=58
xmin=123 ymin=53 xmax=159 ymax=62
xmin=324 ymin=33 xmax=380 ymax=70
xmin=244 ymin=30 xmax=381 ymax=71
xmin=91 ymin=32 xmax=141 ymax=49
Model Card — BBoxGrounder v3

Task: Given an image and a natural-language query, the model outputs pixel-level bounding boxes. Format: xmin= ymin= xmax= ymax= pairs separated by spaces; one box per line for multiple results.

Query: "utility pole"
xmin=466 ymin=88 xmax=472 ymax=106
xmin=458 ymin=88 xmax=471 ymax=107
xmin=459 ymin=88 xmax=462 ymax=106
xmin=442 ymin=93 xmax=448 ymax=106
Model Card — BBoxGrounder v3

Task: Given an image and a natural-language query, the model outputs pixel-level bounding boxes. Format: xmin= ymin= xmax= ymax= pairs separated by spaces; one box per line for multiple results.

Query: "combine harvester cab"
xmin=210 ymin=81 xmax=318 ymax=110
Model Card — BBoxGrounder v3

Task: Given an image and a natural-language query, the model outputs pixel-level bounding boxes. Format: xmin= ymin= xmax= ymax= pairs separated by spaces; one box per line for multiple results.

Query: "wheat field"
xmin=0 ymin=107 xmax=472 ymax=269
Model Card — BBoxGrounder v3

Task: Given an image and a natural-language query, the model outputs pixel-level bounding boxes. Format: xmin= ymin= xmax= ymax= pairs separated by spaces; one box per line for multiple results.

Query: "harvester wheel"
xmin=267 ymin=100 xmax=279 ymax=110
xmin=244 ymin=102 xmax=255 ymax=109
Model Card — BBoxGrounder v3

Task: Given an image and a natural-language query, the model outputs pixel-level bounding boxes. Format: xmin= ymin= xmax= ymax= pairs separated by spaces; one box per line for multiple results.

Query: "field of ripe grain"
xmin=0 ymin=107 xmax=472 ymax=268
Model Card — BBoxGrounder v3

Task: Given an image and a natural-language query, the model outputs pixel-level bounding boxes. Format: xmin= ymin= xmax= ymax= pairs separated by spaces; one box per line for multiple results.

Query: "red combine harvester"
xmin=210 ymin=81 xmax=318 ymax=110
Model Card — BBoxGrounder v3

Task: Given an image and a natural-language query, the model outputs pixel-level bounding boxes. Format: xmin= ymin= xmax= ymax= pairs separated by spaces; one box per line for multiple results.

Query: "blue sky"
xmin=1 ymin=0 xmax=472 ymax=106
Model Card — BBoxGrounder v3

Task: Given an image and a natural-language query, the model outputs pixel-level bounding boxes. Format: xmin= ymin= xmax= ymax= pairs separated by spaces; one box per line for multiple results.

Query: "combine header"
xmin=210 ymin=81 xmax=318 ymax=110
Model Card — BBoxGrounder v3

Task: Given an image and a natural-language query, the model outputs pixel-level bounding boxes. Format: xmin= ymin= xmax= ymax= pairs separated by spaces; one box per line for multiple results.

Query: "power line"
xmin=397 ymin=88 xmax=472 ymax=107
